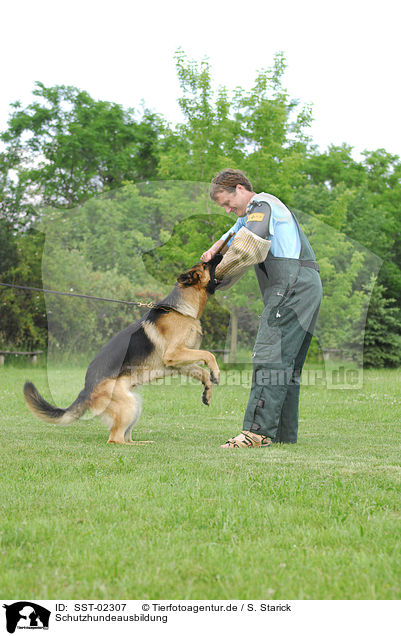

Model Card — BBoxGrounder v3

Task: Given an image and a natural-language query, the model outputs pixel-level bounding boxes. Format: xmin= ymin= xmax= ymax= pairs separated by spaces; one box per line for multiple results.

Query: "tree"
xmin=294 ymin=209 xmax=381 ymax=361
xmin=158 ymin=50 xmax=313 ymax=202
xmin=0 ymin=218 xmax=18 ymax=276
xmin=361 ymin=149 xmax=401 ymax=307
xmin=303 ymin=143 xmax=366 ymax=189
xmin=1 ymin=53 xmax=401 ymax=365
xmin=42 ymin=247 xmax=145 ymax=358
xmin=158 ymin=50 xmax=244 ymax=181
xmin=235 ymin=52 xmax=313 ymax=203
xmin=362 ymin=277 xmax=401 ymax=368
xmin=0 ymin=83 xmax=166 ymax=222
xmin=297 ymin=145 xmax=401 ymax=312
xmin=0 ymin=229 xmax=48 ymax=348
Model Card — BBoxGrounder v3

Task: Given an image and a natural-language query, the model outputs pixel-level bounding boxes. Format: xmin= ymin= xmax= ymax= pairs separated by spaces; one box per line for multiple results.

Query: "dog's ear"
xmin=177 ymin=271 xmax=201 ymax=286
xmin=177 ymin=272 xmax=189 ymax=285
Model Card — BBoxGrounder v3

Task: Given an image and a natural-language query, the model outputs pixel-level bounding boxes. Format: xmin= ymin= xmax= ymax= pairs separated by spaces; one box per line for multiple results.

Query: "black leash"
xmin=0 ymin=282 xmax=158 ymax=308
xmin=1 ymin=237 xmax=235 ymax=309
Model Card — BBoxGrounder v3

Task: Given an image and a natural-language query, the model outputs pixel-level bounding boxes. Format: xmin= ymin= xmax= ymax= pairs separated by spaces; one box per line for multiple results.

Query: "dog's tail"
xmin=23 ymin=381 xmax=89 ymax=424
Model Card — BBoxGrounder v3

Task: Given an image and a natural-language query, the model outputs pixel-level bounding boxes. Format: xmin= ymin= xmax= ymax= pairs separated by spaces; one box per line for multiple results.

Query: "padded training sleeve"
xmin=214 ymin=227 xmax=271 ymax=291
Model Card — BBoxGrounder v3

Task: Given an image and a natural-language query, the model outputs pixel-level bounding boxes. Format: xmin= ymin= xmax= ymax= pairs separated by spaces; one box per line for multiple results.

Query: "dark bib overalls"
xmin=242 ymin=211 xmax=322 ymax=443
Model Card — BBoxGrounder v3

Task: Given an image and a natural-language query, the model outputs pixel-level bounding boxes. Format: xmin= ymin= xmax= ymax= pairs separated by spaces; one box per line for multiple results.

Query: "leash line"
xmin=0 ymin=282 xmax=158 ymax=308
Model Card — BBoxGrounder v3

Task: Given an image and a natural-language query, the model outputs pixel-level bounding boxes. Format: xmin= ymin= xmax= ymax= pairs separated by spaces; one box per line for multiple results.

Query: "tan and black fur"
xmin=23 ymin=255 xmax=222 ymax=445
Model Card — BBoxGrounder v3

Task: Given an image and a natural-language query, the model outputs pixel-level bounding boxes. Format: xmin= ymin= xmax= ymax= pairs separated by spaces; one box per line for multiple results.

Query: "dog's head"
xmin=177 ymin=253 xmax=223 ymax=295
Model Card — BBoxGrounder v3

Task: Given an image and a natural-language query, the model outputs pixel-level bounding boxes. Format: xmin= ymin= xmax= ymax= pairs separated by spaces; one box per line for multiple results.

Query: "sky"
xmin=2 ymin=0 xmax=401 ymax=161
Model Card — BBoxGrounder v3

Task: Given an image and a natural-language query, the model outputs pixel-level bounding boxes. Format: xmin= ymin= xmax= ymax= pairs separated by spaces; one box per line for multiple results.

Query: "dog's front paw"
xmin=210 ymin=369 xmax=220 ymax=385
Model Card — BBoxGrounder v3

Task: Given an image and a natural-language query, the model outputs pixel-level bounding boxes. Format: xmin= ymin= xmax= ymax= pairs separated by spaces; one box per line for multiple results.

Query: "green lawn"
xmin=0 ymin=365 xmax=400 ymax=599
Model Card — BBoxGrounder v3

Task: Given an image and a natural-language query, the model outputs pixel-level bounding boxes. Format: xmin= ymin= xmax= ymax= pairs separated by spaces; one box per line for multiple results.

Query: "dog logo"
xmin=2 ymin=602 xmax=51 ymax=633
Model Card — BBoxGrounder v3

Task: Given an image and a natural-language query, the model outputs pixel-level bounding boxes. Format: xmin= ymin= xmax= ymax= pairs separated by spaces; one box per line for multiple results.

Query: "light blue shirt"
xmin=220 ymin=192 xmax=301 ymax=258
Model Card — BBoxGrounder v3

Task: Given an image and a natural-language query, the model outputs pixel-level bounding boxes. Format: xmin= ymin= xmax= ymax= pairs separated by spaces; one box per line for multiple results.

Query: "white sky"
xmin=2 ymin=0 xmax=401 ymax=160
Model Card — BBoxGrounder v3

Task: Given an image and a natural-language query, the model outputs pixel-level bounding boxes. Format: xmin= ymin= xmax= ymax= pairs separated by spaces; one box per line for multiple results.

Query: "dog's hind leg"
xmin=105 ymin=396 xmax=130 ymax=445
xmin=91 ymin=376 xmax=142 ymax=445
xmin=178 ymin=364 xmax=214 ymax=406
xmin=123 ymin=391 xmax=143 ymax=443
xmin=122 ymin=390 xmax=153 ymax=445
xmin=102 ymin=377 xmax=152 ymax=445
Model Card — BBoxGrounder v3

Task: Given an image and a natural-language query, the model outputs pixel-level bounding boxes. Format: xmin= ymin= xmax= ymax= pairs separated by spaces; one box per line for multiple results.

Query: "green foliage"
xmin=363 ymin=278 xmax=401 ymax=368
xmin=0 ymin=229 xmax=47 ymax=348
xmin=158 ymin=50 xmax=244 ymax=181
xmin=305 ymin=144 xmax=366 ymax=188
xmin=143 ymin=213 xmax=230 ymax=283
xmin=43 ymin=249 xmax=146 ymax=359
xmin=295 ymin=210 xmax=379 ymax=359
xmin=0 ymin=52 xmax=400 ymax=366
xmin=200 ymin=297 xmax=231 ymax=350
xmin=0 ymin=82 xmax=166 ymax=221
xmin=236 ymin=53 xmax=313 ymax=201
xmin=296 ymin=145 xmax=401 ymax=312
xmin=158 ymin=50 xmax=313 ymax=202
xmin=0 ymin=218 xmax=18 ymax=275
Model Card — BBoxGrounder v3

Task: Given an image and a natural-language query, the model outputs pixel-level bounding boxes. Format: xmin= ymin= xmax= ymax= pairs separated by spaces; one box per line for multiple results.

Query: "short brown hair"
xmin=209 ymin=169 xmax=253 ymax=201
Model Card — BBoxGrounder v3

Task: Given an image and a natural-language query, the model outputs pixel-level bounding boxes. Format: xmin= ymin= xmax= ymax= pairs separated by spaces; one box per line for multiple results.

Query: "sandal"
xmin=221 ymin=430 xmax=272 ymax=448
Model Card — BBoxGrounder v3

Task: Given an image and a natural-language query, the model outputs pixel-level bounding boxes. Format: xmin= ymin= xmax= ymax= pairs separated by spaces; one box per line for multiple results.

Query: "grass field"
xmin=0 ymin=364 xmax=400 ymax=599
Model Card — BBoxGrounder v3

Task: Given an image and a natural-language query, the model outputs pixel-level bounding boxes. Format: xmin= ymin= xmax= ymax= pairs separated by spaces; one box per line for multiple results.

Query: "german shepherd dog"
xmin=23 ymin=254 xmax=223 ymax=444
